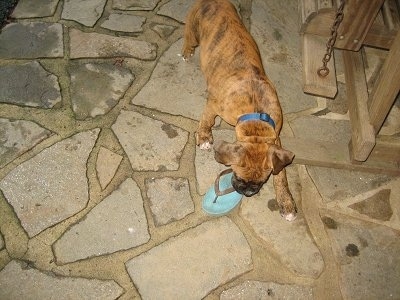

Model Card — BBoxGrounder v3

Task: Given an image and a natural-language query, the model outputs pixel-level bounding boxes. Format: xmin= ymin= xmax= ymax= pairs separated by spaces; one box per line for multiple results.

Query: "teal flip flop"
xmin=202 ymin=169 xmax=243 ymax=216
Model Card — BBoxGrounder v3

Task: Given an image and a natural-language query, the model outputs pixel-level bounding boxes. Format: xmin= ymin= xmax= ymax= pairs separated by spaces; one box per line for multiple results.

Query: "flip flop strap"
xmin=213 ymin=168 xmax=236 ymax=203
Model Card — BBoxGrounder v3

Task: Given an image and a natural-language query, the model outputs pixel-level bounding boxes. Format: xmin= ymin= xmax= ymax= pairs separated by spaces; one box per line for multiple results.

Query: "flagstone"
xmin=0 ymin=118 xmax=52 ymax=168
xmin=157 ymin=0 xmax=239 ymax=23
xmin=348 ymin=189 xmax=393 ymax=221
xmin=61 ymin=0 xmax=107 ymax=27
xmin=12 ymin=0 xmax=59 ymax=18
xmin=53 ymin=178 xmax=149 ymax=263
xmin=251 ymin=0 xmax=316 ymax=114
xmin=220 ymin=281 xmax=313 ymax=300
xmin=0 ymin=130 xmax=99 ymax=237
xmin=96 ymin=147 xmax=123 ymax=190
xmin=0 ymin=22 xmax=63 ymax=59
xmin=69 ymin=63 xmax=134 ymax=120
xmin=323 ymin=213 xmax=400 ymax=299
xmin=324 ymin=176 xmax=400 ymax=230
xmin=112 ymin=110 xmax=188 ymax=171
xmin=126 ymin=217 xmax=252 ymax=299
xmin=132 ymin=38 xmax=206 ymax=120
xmin=157 ymin=0 xmax=195 ymax=23
xmin=69 ymin=29 xmax=157 ymax=60
xmin=0 ymin=234 xmax=4 ymax=250
xmin=195 ymin=129 xmax=235 ymax=195
xmin=0 ymin=260 xmax=124 ymax=300
xmin=0 ymin=61 xmax=61 ymax=108
xmin=290 ymin=116 xmax=351 ymax=143
xmin=145 ymin=177 xmax=194 ymax=226
xmin=112 ymin=0 xmax=159 ymax=11
xmin=101 ymin=13 xmax=145 ymax=32
xmin=151 ymin=24 xmax=176 ymax=39
xmin=240 ymin=165 xmax=324 ymax=278
xmin=307 ymin=166 xmax=395 ymax=203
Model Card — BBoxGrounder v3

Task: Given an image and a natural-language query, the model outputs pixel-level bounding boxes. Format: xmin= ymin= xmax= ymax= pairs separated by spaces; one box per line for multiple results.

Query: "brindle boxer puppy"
xmin=182 ymin=0 xmax=297 ymax=221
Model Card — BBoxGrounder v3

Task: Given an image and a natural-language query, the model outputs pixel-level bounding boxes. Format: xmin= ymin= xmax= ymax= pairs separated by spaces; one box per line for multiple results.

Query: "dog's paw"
xmin=196 ymin=131 xmax=213 ymax=150
xmin=199 ymin=141 xmax=212 ymax=150
xmin=179 ymin=50 xmax=194 ymax=61
xmin=282 ymin=212 xmax=297 ymax=222
xmin=177 ymin=53 xmax=188 ymax=61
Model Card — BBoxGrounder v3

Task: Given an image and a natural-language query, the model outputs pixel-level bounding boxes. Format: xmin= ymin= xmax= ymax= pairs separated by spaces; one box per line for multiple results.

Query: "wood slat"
xmin=317 ymin=0 xmax=334 ymax=10
xmin=302 ymin=14 xmax=397 ymax=50
xmin=363 ymin=25 xmax=397 ymax=49
xmin=368 ymin=135 xmax=400 ymax=165
xmin=281 ymin=136 xmax=400 ymax=175
xmin=299 ymin=0 xmax=318 ymax=25
xmin=302 ymin=33 xmax=338 ymax=98
xmin=300 ymin=0 xmax=396 ymax=50
xmin=335 ymin=0 xmax=385 ymax=51
xmin=363 ymin=0 xmax=399 ymax=49
xmin=299 ymin=0 xmax=334 ymax=27
xmin=300 ymin=9 xmax=335 ymax=35
xmin=342 ymin=50 xmax=376 ymax=161
xmin=387 ymin=0 xmax=400 ymax=28
xmin=382 ymin=0 xmax=395 ymax=29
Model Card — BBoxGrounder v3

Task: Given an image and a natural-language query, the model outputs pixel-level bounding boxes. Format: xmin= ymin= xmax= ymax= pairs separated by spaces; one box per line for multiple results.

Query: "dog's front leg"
xmin=196 ymin=99 xmax=217 ymax=150
xmin=273 ymin=169 xmax=297 ymax=221
xmin=181 ymin=6 xmax=199 ymax=60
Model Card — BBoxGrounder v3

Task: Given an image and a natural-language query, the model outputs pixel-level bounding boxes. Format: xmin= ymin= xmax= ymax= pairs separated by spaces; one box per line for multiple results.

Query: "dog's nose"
xmin=243 ymin=188 xmax=259 ymax=197
xmin=236 ymin=184 xmax=261 ymax=197
xmin=232 ymin=176 xmax=261 ymax=197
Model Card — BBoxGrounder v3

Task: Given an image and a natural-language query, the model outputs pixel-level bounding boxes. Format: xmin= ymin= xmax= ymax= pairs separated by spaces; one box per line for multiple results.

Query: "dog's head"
xmin=214 ymin=140 xmax=294 ymax=197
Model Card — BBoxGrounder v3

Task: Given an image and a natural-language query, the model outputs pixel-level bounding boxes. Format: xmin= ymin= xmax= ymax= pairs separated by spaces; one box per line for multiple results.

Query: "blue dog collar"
xmin=237 ymin=113 xmax=275 ymax=129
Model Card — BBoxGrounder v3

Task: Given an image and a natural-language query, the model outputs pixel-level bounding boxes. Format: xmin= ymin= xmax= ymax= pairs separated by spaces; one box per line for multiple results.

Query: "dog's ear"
xmin=267 ymin=145 xmax=295 ymax=175
xmin=213 ymin=140 xmax=244 ymax=166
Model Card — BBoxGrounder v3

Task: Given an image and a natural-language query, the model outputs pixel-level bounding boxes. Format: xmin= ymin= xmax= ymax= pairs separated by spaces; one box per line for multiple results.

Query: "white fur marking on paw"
xmin=177 ymin=53 xmax=187 ymax=61
xmin=199 ymin=142 xmax=212 ymax=150
xmin=284 ymin=213 xmax=297 ymax=222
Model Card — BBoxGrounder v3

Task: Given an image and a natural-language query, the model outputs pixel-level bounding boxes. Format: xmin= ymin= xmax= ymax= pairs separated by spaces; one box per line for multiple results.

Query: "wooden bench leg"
xmin=343 ymin=50 xmax=376 ymax=161
xmin=368 ymin=31 xmax=400 ymax=134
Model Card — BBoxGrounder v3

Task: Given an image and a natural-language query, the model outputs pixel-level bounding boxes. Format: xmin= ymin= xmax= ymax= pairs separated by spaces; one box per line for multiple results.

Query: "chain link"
xmin=317 ymin=0 xmax=345 ymax=77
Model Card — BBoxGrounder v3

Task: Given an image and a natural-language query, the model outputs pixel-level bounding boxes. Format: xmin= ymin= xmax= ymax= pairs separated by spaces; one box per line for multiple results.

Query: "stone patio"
xmin=0 ymin=0 xmax=399 ymax=299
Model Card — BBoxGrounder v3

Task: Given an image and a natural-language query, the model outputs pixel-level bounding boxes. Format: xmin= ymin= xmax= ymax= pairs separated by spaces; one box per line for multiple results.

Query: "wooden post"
xmin=368 ymin=30 xmax=400 ymax=133
xmin=343 ymin=50 xmax=376 ymax=161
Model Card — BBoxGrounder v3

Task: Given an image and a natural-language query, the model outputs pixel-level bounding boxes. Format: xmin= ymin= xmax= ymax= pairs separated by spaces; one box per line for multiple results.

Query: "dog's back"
xmin=187 ymin=0 xmax=264 ymax=83
xmin=183 ymin=0 xmax=281 ymax=128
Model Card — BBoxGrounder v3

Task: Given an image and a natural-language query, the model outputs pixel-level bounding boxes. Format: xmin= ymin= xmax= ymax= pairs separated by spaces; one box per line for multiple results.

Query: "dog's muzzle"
xmin=231 ymin=175 xmax=263 ymax=197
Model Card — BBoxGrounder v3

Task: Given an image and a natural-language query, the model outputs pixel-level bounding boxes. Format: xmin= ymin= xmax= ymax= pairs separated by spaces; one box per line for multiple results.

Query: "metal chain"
xmin=317 ymin=0 xmax=345 ymax=77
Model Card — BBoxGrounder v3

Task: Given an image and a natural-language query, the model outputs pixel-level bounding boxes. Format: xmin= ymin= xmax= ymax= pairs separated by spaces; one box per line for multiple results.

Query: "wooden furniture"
xmin=297 ymin=0 xmax=400 ymax=175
